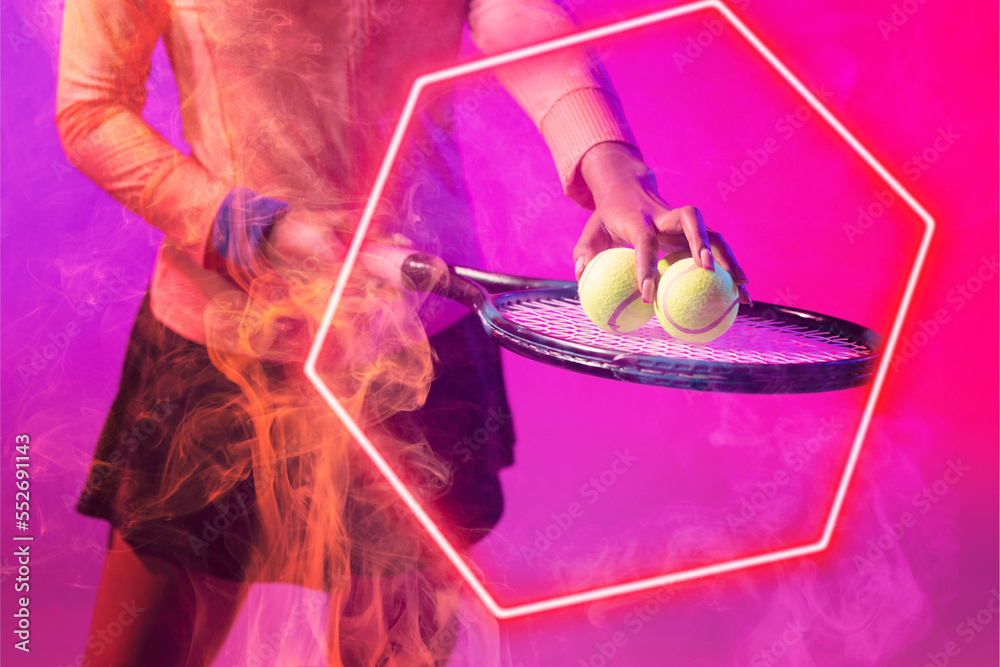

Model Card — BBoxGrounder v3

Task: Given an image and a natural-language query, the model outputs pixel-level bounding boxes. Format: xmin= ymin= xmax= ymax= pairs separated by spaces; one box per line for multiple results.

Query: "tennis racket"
xmin=385 ymin=250 xmax=881 ymax=395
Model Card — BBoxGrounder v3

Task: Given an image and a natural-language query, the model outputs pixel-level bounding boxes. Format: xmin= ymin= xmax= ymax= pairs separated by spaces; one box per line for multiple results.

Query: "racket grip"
xmin=398 ymin=253 xmax=484 ymax=309
xmin=356 ymin=242 xmax=451 ymax=296
xmin=399 ymin=253 xmax=451 ymax=295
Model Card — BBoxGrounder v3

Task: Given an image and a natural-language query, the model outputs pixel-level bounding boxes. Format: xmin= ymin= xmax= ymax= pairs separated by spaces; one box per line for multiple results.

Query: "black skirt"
xmin=76 ymin=288 xmax=515 ymax=584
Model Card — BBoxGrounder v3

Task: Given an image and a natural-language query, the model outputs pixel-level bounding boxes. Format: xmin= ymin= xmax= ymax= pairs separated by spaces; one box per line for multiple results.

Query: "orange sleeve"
xmin=468 ymin=0 xmax=640 ymax=209
xmin=55 ymin=0 xmax=230 ymax=266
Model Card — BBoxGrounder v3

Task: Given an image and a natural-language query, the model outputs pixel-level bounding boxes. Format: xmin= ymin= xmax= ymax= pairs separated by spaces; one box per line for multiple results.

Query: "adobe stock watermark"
xmin=53 ymin=56 xmax=175 ymax=183
xmin=671 ymin=16 xmax=725 ymax=72
xmin=901 ymin=126 xmax=960 ymax=181
xmin=394 ymin=72 xmax=504 ymax=180
xmin=188 ymin=473 xmax=258 ymax=557
xmin=67 ymin=399 xmax=180 ymax=514
xmin=877 ymin=0 xmax=932 ymax=41
xmin=726 ymin=416 xmax=845 ymax=532
xmin=715 ymin=84 xmax=835 ymax=203
xmin=450 ymin=405 xmax=512 ymax=465
xmin=243 ymin=594 xmax=326 ymax=667
xmin=341 ymin=0 xmax=413 ymax=58
xmin=411 ymin=404 xmax=513 ymax=499
xmin=57 ymin=600 xmax=146 ymax=667
xmin=920 ymin=588 xmax=1000 ymax=667
xmin=521 ymin=448 xmax=640 ymax=566
xmin=748 ymin=619 xmax=809 ymax=667
xmin=670 ymin=0 xmax=751 ymax=73
xmin=842 ymin=189 xmax=897 ymax=245
xmin=510 ymin=179 xmax=563 ymax=232
xmin=577 ymin=586 xmax=680 ymax=666
xmin=891 ymin=255 xmax=997 ymax=373
xmin=853 ymin=459 xmax=970 ymax=574
xmin=5 ymin=0 xmax=61 ymax=54
xmin=17 ymin=267 xmax=146 ymax=386
xmin=843 ymin=126 xmax=959 ymax=243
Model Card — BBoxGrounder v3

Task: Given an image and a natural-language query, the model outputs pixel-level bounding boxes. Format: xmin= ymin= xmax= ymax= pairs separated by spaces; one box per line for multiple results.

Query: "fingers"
xmin=669 ymin=205 xmax=715 ymax=271
xmin=575 ymin=210 xmax=657 ymax=302
xmin=704 ymin=231 xmax=748 ymax=282
xmin=632 ymin=222 xmax=658 ymax=304
xmin=572 ymin=212 xmax=612 ymax=280
xmin=575 ymin=198 xmax=752 ymax=307
xmin=651 ymin=205 xmax=752 ymax=306
xmin=737 ymin=284 xmax=753 ymax=307
xmin=704 ymin=230 xmax=752 ymax=306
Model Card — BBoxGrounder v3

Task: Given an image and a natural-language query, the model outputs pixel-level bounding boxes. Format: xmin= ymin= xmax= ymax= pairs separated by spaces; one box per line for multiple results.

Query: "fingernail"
xmin=575 ymin=257 xmax=585 ymax=279
xmin=641 ymin=277 xmax=654 ymax=304
xmin=740 ymin=285 xmax=753 ymax=307
xmin=701 ymin=247 xmax=715 ymax=272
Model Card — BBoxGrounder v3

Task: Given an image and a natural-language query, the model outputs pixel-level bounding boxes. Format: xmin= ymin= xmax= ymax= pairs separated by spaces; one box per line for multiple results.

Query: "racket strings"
xmin=498 ymin=296 xmax=872 ymax=365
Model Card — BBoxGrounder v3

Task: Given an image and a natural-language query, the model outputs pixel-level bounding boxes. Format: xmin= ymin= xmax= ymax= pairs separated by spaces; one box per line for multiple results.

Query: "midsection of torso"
xmin=152 ymin=0 xmax=483 ymax=345
xmin=164 ymin=0 xmax=467 ymax=206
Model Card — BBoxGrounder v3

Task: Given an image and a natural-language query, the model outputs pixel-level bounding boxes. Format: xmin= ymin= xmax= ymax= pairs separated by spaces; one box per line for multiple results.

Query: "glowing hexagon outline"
xmin=303 ymin=0 xmax=935 ymax=620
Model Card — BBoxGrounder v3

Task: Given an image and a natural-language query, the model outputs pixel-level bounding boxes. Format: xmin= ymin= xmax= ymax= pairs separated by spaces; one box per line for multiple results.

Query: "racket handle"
xmin=354 ymin=243 xmax=488 ymax=309
xmin=399 ymin=253 xmax=482 ymax=308
xmin=399 ymin=253 xmax=451 ymax=295
xmin=355 ymin=242 xmax=452 ymax=294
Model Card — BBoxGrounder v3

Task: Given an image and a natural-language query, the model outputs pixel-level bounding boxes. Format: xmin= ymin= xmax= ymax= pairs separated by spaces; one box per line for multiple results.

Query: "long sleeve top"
xmin=55 ymin=0 xmax=638 ymax=353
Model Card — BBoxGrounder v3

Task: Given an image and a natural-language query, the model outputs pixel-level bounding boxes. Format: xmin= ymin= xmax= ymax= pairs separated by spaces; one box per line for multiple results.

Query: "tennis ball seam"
xmin=654 ymin=257 xmax=738 ymax=343
xmin=607 ymin=290 xmax=643 ymax=332
xmin=659 ymin=265 xmax=739 ymax=334
xmin=578 ymin=248 xmax=654 ymax=334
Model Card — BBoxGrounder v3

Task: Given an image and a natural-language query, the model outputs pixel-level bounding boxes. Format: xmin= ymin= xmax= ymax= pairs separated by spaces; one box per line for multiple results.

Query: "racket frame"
xmin=401 ymin=255 xmax=881 ymax=394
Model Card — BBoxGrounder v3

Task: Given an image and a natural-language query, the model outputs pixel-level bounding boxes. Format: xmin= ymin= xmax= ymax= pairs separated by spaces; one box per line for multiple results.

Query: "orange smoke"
xmin=186 ymin=220 xmax=462 ymax=665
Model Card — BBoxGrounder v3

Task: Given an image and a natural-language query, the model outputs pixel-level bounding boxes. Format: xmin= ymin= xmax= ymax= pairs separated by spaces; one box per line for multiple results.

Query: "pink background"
xmin=2 ymin=1 xmax=996 ymax=665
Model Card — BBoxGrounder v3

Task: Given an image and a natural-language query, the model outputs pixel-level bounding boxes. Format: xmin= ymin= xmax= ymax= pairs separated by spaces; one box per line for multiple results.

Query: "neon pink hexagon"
xmin=303 ymin=0 xmax=933 ymax=619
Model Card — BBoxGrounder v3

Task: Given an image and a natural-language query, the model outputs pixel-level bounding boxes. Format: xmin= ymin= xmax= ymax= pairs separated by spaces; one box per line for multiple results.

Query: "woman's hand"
xmin=574 ymin=142 xmax=751 ymax=306
xmin=263 ymin=206 xmax=347 ymax=274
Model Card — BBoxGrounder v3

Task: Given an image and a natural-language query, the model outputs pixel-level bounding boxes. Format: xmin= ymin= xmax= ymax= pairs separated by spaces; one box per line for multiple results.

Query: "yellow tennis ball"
xmin=656 ymin=252 xmax=690 ymax=277
xmin=654 ymin=257 xmax=739 ymax=344
xmin=657 ymin=242 xmax=725 ymax=272
xmin=578 ymin=248 xmax=654 ymax=333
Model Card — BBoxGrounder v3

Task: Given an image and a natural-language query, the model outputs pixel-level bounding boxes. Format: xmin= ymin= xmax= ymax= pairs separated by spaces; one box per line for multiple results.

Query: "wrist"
xmin=211 ymin=187 xmax=290 ymax=277
xmin=579 ymin=141 xmax=651 ymax=205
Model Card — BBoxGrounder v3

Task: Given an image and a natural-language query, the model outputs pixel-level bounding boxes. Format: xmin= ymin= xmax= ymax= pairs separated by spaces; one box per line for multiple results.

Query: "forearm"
xmin=57 ymin=105 xmax=229 ymax=262
xmin=55 ymin=0 xmax=229 ymax=267
xmin=468 ymin=0 xmax=641 ymax=209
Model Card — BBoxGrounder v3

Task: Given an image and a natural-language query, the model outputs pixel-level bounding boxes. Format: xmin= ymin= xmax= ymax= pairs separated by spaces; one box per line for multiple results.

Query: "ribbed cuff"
xmin=540 ymin=87 xmax=640 ymax=210
xmin=211 ymin=187 xmax=289 ymax=275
